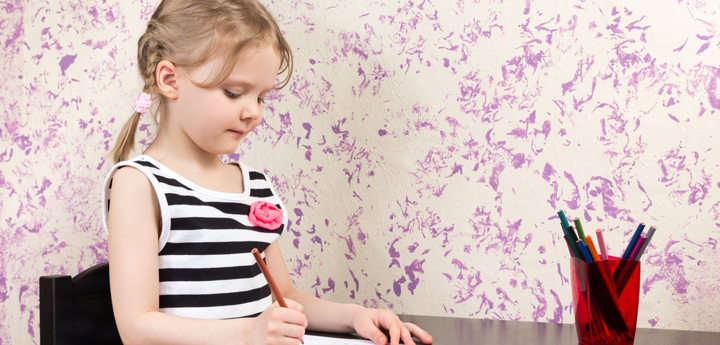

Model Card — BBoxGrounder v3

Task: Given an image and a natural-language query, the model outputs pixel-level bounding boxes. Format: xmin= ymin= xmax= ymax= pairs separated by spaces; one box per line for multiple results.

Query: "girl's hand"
xmin=350 ymin=307 xmax=433 ymax=345
xmin=247 ymin=298 xmax=307 ymax=345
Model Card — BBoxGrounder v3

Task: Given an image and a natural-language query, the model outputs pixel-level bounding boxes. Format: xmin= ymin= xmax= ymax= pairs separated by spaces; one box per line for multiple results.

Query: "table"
xmin=309 ymin=315 xmax=720 ymax=344
xmin=397 ymin=315 xmax=720 ymax=345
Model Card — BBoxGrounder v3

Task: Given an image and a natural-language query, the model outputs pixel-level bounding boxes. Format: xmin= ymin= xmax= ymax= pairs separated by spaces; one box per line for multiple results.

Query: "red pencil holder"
xmin=570 ymin=257 xmax=641 ymax=345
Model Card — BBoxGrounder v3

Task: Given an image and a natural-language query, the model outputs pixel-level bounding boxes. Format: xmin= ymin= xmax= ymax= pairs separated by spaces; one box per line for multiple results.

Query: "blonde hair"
xmin=110 ymin=0 xmax=293 ymax=163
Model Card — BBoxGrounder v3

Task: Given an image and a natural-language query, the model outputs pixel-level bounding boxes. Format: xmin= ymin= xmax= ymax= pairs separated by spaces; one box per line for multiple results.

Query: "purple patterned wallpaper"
xmin=2 ymin=0 xmax=720 ymax=343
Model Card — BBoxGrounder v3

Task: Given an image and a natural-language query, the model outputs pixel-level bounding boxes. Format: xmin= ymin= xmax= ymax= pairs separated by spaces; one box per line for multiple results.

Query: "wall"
xmin=2 ymin=0 xmax=720 ymax=343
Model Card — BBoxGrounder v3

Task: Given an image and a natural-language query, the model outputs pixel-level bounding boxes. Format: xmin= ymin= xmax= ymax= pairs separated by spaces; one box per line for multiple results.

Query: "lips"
xmin=229 ymin=129 xmax=245 ymax=136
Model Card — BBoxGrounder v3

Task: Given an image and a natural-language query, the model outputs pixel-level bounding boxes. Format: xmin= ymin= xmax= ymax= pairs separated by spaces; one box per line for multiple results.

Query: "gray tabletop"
xmin=395 ymin=314 xmax=720 ymax=345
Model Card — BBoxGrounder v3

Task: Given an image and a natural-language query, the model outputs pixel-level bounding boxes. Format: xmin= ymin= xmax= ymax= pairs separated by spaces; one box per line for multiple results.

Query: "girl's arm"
xmin=107 ymin=167 xmax=306 ymax=345
xmin=264 ymin=242 xmax=433 ymax=345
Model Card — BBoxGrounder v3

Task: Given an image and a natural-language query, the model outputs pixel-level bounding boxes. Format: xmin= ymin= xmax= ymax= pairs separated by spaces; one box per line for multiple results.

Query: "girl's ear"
xmin=156 ymin=60 xmax=180 ymax=100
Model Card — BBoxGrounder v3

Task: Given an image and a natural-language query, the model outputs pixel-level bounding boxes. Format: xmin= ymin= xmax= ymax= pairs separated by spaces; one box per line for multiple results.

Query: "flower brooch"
xmin=248 ymin=201 xmax=283 ymax=231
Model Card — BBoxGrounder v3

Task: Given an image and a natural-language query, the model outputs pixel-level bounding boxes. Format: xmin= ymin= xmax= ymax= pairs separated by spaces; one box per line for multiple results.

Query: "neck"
xmin=143 ymin=118 xmax=225 ymax=171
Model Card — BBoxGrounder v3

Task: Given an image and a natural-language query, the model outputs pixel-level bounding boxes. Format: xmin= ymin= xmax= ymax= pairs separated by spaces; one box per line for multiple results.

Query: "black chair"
xmin=40 ymin=261 xmax=123 ymax=345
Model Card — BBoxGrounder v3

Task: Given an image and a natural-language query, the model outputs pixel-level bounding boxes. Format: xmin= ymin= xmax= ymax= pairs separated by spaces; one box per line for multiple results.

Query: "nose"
xmin=239 ymin=99 xmax=262 ymax=121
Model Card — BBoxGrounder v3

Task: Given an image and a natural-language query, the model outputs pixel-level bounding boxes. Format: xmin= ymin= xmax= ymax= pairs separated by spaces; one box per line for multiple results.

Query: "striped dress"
xmin=101 ymin=155 xmax=287 ymax=319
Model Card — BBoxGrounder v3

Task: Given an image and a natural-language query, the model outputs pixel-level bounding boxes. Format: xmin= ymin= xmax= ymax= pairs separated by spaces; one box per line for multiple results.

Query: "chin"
xmin=209 ymin=140 xmax=243 ymax=155
xmin=204 ymin=144 xmax=239 ymax=156
xmin=216 ymin=148 xmax=239 ymax=156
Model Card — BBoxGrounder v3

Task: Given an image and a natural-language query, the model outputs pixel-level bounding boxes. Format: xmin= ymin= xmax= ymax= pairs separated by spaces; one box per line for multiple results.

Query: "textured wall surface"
xmin=2 ymin=0 xmax=720 ymax=343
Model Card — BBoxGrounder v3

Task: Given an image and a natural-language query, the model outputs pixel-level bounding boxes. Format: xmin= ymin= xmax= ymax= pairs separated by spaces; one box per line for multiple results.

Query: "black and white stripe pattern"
xmin=102 ymin=155 xmax=286 ymax=319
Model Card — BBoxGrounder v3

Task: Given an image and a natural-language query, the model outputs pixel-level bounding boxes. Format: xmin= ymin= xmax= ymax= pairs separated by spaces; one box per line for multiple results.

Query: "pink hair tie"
xmin=134 ymin=92 xmax=152 ymax=114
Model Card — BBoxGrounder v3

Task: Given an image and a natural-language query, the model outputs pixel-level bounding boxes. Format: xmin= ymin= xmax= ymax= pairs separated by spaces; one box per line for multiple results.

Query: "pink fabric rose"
xmin=248 ymin=201 xmax=283 ymax=230
xmin=134 ymin=92 xmax=152 ymax=114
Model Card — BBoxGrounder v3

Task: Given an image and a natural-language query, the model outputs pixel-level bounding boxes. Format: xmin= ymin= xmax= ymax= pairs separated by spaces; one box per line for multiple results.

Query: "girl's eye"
xmin=258 ymin=98 xmax=265 ymax=104
xmin=224 ymin=90 xmax=240 ymax=99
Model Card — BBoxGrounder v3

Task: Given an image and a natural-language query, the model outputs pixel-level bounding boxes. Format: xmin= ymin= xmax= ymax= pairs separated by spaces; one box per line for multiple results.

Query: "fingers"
xmin=366 ymin=323 xmax=388 ymax=345
xmin=399 ymin=324 xmax=415 ymax=345
xmin=389 ymin=322 xmax=434 ymax=345
xmin=353 ymin=309 xmax=433 ymax=345
xmin=377 ymin=317 xmax=431 ymax=345
xmin=405 ymin=323 xmax=433 ymax=344
xmin=373 ymin=310 xmax=404 ymax=345
xmin=266 ymin=299 xmax=306 ymax=328
xmin=272 ymin=305 xmax=307 ymax=328
xmin=284 ymin=298 xmax=305 ymax=313
xmin=387 ymin=321 xmax=402 ymax=345
xmin=261 ymin=303 xmax=308 ymax=343
xmin=354 ymin=316 xmax=388 ymax=345
xmin=270 ymin=322 xmax=305 ymax=341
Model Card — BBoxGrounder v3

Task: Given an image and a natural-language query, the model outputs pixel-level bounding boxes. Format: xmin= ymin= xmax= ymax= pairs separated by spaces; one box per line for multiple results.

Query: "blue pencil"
xmin=621 ymin=223 xmax=646 ymax=260
xmin=576 ymin=239 xmax=594 ymax=262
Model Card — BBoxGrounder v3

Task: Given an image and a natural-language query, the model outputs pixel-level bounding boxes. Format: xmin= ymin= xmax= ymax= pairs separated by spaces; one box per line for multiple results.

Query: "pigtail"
xmin=110 ymin=111 xmax=142 ymax=163
xmin=109 ymin=23 xmax=162 ymax=164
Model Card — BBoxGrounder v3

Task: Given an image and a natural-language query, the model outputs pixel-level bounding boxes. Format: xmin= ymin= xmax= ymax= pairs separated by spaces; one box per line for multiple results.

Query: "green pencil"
xmin=573 ymin=217 xmax=586 ymax=245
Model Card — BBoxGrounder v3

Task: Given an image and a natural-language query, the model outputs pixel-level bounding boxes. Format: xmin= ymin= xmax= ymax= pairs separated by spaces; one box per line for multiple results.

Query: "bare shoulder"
xmin=109 ymin=166 xmax=159 ymax=208
xmin=111 ymin=165 xmax=153 ymax=191
xmin=107 ymin=165 xmax=161 ymax=237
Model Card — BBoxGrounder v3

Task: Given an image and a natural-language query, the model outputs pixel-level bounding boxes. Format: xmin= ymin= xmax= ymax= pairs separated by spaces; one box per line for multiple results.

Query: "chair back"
xmin=40 ymin=261 xmax=123 ymax=345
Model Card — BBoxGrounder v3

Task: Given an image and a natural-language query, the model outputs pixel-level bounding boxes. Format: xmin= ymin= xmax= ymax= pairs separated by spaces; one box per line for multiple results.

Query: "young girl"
xmin=102 ymin=1 xmax=433 ymax=345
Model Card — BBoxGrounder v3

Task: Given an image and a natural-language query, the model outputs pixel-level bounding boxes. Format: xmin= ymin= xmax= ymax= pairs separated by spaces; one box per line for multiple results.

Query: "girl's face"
xmin=172 ymin=44 xmax=281 ymax=156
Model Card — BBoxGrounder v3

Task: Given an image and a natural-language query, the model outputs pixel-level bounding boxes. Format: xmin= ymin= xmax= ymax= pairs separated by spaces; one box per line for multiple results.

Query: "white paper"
xmin=303 ymin=334 xmax=377 ymax=345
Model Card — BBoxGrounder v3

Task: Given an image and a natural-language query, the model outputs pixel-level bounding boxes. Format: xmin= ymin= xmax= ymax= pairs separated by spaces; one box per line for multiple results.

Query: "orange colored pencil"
xmin=252 ymin=248 xmax=287 ymax=307
xmin=585 ymin=236 xmax=618 ymax=299
xmin=585 ymin=236 xmax=602 ymax=263
xmin=251 ymin=248 xmax=303 ymax=344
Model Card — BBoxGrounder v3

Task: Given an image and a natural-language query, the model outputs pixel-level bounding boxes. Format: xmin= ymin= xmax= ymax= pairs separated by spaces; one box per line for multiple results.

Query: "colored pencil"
xmin=252 ymin=248 xmax=287 ymax=308
xmin=562 ymin=224 xmax=581 ymax=258
xmin=567 ymin=225 xmax=581 ymax=249
xmin=575 ymin=239 xmax=628 ymax=333
xmin=251 ymin=248 xmax=304 ymax=344
xmin=614 ymin=258 xmax=641 ymax=297
xmin=621 ymin=223 xmax=646 ymax=260
xmin=563 ymin=234 xmax=577 ymax=258
xmin=586 ymin=236 xmax=619 ymax=299
xmin=558 ymin=210 xmax=571 ymax=232
xmin=614 ymin=223 xmax=646 ymax=287
xmin=595 ymin=229 xmax=609 ymax=260
xmin=585 ymin=236 xmax=602 ymax=263
xmin=574 ymin=217 xmax=587 ymax=244
xmin=634 ymin=226 xmax=656 ymax=261
xmin=577 ymin=240 xmax=593 ymax=262
xmin=628 ymin=235 xmax=646 ymax=261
